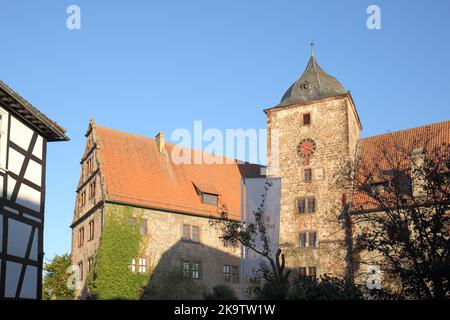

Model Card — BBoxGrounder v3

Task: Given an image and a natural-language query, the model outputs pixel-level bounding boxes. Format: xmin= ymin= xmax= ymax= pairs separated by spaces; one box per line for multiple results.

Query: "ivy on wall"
xmin=87 ymin=204 xmax=150 ymax=300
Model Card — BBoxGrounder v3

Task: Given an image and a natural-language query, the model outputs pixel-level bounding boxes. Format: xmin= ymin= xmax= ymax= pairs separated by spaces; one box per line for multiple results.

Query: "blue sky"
xmin=1 ymin=0 xmax=449 ymax=260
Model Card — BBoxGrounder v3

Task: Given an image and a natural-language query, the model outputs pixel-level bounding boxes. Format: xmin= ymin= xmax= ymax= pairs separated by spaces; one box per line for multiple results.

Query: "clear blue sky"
xmin=1 ymin=0 xmax=449 ymax=261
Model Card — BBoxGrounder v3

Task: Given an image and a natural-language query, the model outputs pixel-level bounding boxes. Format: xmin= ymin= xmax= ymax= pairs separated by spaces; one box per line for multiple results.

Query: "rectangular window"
xmin=182 ymin=224 xmax=191 ymax=241
xmin=78 ymin=262 xmax=84 ymax=281
xmin=299 ymin=232 xmax=307 ymax=248
xmin=307 ymin=197 xmax=316 ymax=213
xmin=308 ymin=267 xmax=317 ymax=278
xmin=202 ymin=193 xmax=218 ymax=206
xmin=191 ymin=262 xmax=200 ymax=279
xmin=130 ymin=258 xmax=137 ymax=273
xmin=138 ymin=258 xmax=147 ymax=273
xmin=303 ymin=113 xmax=311 ymax=125
xmin=80 ymin=191 xmax=86 ymax=207
xmin=88 ymin=220 xmax=95 ymax=241
xmin=309 ymin=232 xmax=317 ymax=248
xmin=304 ymin=169 xmax=312 ymax=182
xmin=141 ymin=219 xmax=148 ymax=235
xmin=231 ymin=266 xmax=239 ymax=283
xmin=88 ymin=257 xmax=94 ymax=272
xmin=298 ymin=267 xmax=307 ymax=277
xmin=78 ymin=227 xmax=85 ymax=247
xmin=192 ymin=226 xmax=200 ymax=242
xmin=223 ymin=265 xmax=231 ymax=282
xmin=182 ymin=262 xmax=191 ymax=278
xmin=297 ymin=198 xmax=306 ymax=214
xmin=89 ymin=181 xmax=96 ymax=199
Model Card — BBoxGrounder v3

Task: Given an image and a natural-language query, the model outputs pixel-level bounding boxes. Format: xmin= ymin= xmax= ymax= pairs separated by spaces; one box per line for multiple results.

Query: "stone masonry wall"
xmin=267 ymin=94 xmax=361 ymax=277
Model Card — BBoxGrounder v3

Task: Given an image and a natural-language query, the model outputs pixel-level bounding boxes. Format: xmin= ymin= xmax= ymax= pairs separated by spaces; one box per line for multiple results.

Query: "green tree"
xmin=42 ymin=253 xmax=74 ymax=300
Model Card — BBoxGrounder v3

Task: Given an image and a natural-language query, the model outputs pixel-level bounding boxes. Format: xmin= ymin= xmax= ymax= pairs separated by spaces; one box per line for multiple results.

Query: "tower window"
xmin=308 ymin=267 xmax=317 ymax=278
xmin=298 ymin=267 xmax=307 ymax=277
xmin=299 ymin=231 xmax=318 ymax=248
xmin=299 ymin=232 xmax=307 ymax=247
xmin=304 ymin=169 xmax=312 ymax=182
xmin=303 ymin=113 xmax=311 ymax=126
xmin=309 ymin=232 xmax=317 ymax=247
xmin=299 ymin=267 xmax=317 ymax=278
xmin=296 ymin=197 xmax=316 ymax=214
xmin=307 ymin=198 xmax=316 ymax=213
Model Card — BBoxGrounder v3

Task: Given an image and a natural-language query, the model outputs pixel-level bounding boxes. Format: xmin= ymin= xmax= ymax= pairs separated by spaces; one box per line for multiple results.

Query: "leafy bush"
xmin=141 ymin=268 xmax=207 ymax=300
xmin=287 ymin=275 xmax=364 ymax=300
xmin=204 ymin=285 xmax=238 ymax=300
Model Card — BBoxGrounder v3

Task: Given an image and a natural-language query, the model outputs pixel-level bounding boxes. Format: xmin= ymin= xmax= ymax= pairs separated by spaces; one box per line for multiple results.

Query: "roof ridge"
xmin=361 ymin=120 xmax=450 ymax=141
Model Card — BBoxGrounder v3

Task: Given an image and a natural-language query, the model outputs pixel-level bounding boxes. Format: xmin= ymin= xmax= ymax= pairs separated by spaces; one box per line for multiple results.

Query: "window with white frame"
xmin=0 ymin=107 xmax=8 ymax=169
xmin=138 ymin=258 xmax=147 ymax=273
xmin=130 ymin=257 xmax=147 ymax=273
xmin=130 ymin=258 xmax=137 ymax=273
xmin=182 ymin=261 xmax=201 ymax=279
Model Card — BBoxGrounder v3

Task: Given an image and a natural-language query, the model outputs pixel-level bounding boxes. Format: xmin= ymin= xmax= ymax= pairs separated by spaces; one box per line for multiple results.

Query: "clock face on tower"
xmin=297 ymin=138 xmax=317 ymax=158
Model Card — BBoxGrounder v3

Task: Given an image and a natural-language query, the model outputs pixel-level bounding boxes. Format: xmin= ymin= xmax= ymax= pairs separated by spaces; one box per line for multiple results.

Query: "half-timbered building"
xmin=0 ymin=81 xmax=68 ymax=300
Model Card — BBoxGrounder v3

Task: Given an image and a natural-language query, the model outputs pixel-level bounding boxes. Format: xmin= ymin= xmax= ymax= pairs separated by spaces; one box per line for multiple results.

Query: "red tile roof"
xmin=94 ymin=125 xmax=264 ymax=219
xmin=352 ymin=120 xmax=450 ymax=211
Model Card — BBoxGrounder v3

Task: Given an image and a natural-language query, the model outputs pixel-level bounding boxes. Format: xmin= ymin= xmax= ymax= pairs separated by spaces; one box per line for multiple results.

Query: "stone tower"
xmin=265 ymin=48 xmax=362 ymax=277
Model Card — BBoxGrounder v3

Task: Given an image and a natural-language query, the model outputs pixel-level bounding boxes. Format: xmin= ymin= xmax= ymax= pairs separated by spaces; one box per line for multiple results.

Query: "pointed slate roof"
xmin=277 ymin=51 xmax=346 ymax=107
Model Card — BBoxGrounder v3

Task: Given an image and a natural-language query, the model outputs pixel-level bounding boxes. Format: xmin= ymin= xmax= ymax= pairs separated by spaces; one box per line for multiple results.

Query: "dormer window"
xmin=192 ymin=181 xmax=220 ymax=206
xmin=201 ymin=193 xmax=218 ymax=205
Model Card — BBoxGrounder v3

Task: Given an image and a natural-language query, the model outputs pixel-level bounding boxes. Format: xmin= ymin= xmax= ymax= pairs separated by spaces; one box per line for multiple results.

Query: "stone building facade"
xmin=70 ymin=120 xmax=262 ymax=298
xmin=70 ymin=50 xmax=449 ymax=298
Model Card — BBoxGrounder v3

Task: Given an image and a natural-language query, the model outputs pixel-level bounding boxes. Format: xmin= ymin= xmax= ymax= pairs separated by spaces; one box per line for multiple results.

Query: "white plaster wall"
xmin=9 ymin=117 xmax=34 ymax=151
xmin=7 ymin=219 xmax=32 ymax=258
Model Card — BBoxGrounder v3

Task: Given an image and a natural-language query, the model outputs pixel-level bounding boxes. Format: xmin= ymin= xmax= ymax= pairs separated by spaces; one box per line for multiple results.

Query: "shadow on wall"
xmin=140 ymin=240 xmax=240 ymax=300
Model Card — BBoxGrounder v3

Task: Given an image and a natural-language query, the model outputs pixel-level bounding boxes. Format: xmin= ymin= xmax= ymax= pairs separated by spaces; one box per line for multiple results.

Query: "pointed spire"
xmin=310 ymin=41 xmax=315 ymax=58
xmin=277 ymin=43 xmax=346 ymax=107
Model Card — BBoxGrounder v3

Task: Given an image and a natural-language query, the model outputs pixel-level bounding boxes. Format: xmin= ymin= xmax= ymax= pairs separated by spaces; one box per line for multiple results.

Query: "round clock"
xmin=297 ymin=138 xmax=317 ymax=158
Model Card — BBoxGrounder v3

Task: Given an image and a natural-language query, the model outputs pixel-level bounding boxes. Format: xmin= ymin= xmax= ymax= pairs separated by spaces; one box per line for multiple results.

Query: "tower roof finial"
xmin=310 ymin=41 xmax=315 ymax=57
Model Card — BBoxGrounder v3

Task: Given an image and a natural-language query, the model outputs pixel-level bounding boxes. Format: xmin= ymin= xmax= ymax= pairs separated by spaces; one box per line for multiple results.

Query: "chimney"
xmin=155 ymin=132 xmax=165 ymax=153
